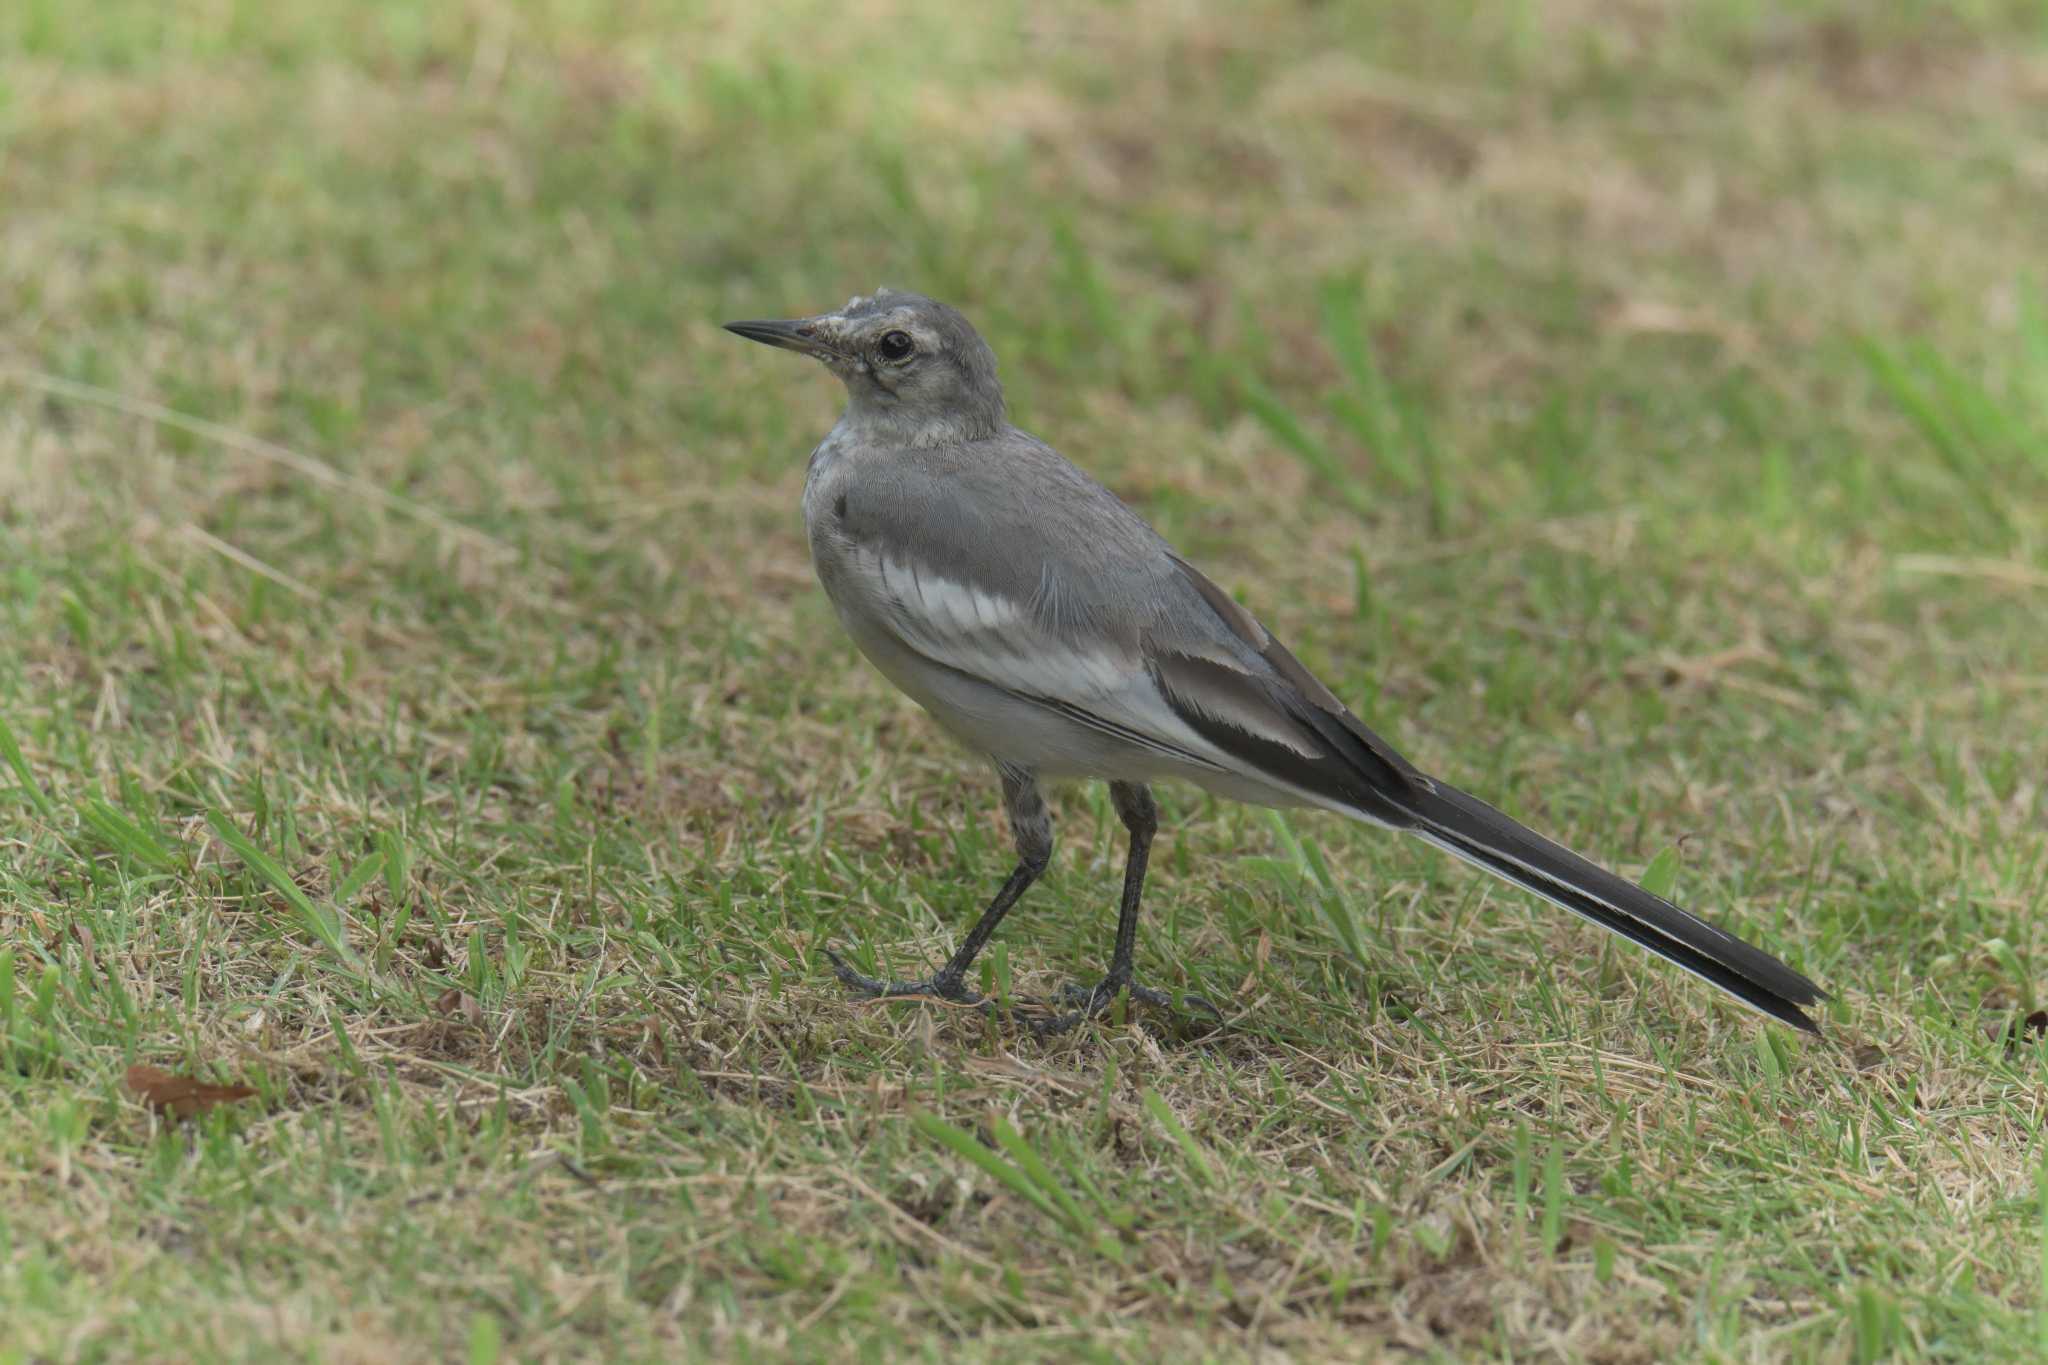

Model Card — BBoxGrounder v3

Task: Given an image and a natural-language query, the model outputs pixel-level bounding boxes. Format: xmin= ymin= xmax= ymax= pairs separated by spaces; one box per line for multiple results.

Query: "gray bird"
xmin=725 ymin=290 xmax=1825 ymax=1033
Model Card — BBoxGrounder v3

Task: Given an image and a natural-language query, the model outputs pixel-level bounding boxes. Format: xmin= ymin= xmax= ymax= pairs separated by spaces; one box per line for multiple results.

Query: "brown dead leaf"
xmin=125 ymin=1064 xmax=258 ymax=1119
xmin=433 ymin=987 xmax=483 ymax=1025
xmin=1237 ymin=930 xmax=1274 ymax=996
xmin=51 ymin=921 xmax=101 ymax=976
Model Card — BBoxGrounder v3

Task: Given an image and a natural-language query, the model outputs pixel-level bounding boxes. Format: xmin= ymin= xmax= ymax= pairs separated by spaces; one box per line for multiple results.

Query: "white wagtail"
xmin=726 ymin=290 xmax=1825 ymax=1034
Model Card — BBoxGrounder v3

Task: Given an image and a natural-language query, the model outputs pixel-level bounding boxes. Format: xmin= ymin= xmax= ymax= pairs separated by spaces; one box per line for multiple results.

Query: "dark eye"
xmin=876 ymin=330 xmax=914 ymax=361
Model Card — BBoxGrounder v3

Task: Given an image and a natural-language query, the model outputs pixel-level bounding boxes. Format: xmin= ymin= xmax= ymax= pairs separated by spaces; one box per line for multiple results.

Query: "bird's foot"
xmin=1032 ymin=976 xmax=1223 ymax=1037
xmin=824 ymin=947 xmax=986 ymax=1008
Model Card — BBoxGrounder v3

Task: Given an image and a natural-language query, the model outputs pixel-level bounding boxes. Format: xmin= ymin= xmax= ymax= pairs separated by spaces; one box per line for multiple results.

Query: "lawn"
xmin=3 ymin=1 xmax=2048 ymax=1359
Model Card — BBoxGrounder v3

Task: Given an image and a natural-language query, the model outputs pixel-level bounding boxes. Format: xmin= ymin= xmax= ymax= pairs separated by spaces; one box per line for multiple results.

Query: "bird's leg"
xmin=1041 ymin=782 xmax=1221 ymax=1034
xmin=827 ymin=764 xmax=1051 ymax=1008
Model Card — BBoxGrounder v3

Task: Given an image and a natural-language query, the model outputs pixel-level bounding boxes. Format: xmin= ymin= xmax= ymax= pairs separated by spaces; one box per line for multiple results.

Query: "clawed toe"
xmin=1035 ymin=978 xmax=1222 ymax=1036
xmin=823 ymin=947 xmax=985 ymax=1007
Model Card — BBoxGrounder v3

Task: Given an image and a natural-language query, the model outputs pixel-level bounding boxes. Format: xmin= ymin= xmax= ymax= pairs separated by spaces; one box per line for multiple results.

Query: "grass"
xmin=3 ymin=0 xmax=2048 ymax=1358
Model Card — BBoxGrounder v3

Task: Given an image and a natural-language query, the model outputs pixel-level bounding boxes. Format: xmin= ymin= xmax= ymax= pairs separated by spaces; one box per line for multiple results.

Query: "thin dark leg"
xmin=827 ymin=764 xmax=1051 ymax=1007
xmin=1102 ymin=779 xmax=1156 ymax=992
xmin=1040 ymin=781 xmax=1220 ymax=1034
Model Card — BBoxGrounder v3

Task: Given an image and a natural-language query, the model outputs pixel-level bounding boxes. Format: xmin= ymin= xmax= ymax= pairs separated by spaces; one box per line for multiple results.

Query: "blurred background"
xmin=4 ymin=1 xmax=2048 ymax=1358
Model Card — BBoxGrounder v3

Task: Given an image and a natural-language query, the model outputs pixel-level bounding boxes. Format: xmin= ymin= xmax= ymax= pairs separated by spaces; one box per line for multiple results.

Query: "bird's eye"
xmin=876 ymin=330 xmax=914 ymax=362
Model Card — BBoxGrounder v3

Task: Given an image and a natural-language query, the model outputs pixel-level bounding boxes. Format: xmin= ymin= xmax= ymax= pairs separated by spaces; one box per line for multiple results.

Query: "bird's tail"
xmin=1380 ymin=779 xmax=1826 ymax=1032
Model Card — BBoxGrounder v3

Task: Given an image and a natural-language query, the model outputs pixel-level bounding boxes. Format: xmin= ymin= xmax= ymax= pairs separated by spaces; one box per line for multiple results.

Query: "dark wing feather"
xmin=1152 ymin=557 xmax=1825 ymax=1031
xmin=1157 ymin=556 xmax=1429 ymax=816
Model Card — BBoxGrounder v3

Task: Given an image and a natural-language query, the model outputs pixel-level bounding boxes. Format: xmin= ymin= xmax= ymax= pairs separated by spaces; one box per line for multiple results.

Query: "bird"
xmin=724 ymin=289 xmax=1825 ymax=1035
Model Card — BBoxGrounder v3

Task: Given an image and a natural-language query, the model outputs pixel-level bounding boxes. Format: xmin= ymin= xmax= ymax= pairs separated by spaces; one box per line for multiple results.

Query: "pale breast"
xmin=800 ymin=425 xmax=854 ymax=526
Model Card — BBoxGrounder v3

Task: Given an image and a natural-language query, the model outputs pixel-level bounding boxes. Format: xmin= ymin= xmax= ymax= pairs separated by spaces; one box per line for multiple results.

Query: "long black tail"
xmin=1386 ymin=779 xmax=1826 ymax=1032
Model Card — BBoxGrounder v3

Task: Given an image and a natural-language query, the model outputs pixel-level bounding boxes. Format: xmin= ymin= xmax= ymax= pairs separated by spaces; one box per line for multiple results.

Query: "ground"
xmin=3 ymin=1 xmax=2047 ymax=1360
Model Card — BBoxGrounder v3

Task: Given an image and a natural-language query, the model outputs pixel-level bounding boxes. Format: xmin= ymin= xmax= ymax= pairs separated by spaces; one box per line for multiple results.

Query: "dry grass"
xmin=3 ymin=1 xmax=2047 ymax=1359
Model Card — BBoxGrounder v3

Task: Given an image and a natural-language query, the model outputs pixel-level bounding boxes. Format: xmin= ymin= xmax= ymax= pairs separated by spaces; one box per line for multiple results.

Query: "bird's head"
xmin=725 ymin=289 xmax=1006 ymax=446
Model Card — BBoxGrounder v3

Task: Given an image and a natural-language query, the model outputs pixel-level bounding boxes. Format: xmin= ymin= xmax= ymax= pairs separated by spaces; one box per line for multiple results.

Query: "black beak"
xmin=722 ymin=318 xmax=837 ymax=360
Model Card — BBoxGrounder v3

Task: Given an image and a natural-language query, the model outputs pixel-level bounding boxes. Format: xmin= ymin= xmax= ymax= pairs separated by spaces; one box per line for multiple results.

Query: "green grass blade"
xmin=0 ymin=714 xmax=54 ymax=817
xmin=1319 ymin=280 xmax=1424 ymax=492
xmin=1241 ymin=376 xmax=1373 ymax=518
xmin=1860 ymin=338 xmax=2013 ymax=537
xmin=988 ymin=1116 xmax=1088 ymax=1229
xmin=206 ymin=810 xmax=362 ymax=972
xmin=1140 ymin=1088 xmax=1216 ymax=1188
xmin=2038 ymin=1147 xmax=2048 ymax=1354
xmin=912 ymin=1111 xmax=1063 ymax=1224
xmin=333 ymin=851 xmax=385 ymax=909
xmin=77 ymin=797 xmax=179 ymax=873
xmin=1639 ymin=847 xmax=1680 ymax=900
